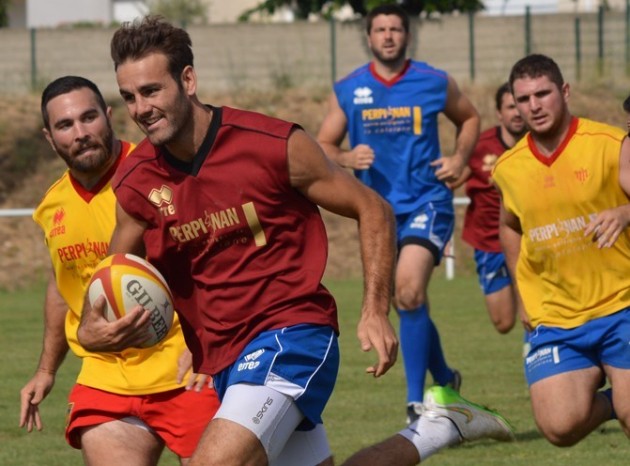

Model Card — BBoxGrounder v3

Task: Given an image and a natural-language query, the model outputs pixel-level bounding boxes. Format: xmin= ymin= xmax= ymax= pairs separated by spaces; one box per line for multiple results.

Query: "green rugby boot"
xmin=423 ymin=386 xmax=515 ymax=442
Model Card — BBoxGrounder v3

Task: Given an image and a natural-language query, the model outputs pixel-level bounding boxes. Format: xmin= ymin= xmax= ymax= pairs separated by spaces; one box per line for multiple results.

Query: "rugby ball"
xmin=87 ymin=253 xmax=174 ymax=348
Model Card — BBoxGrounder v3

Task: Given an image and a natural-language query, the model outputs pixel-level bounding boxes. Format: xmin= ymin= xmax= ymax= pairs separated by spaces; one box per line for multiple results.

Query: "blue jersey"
xmin=334 ymin=60 xmax=452 ymax=214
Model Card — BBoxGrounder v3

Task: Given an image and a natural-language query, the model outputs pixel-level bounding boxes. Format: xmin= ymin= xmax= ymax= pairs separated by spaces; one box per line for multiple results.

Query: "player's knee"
xmin=492 ymin=317 xmax=515 ymax=334
xmin=395 ymin=285 xmax=425 ymax=310
xmin=537 ymin=420 xmax=583 ymax=447
xmin=541 ymin=430 xmax=581 ymax=447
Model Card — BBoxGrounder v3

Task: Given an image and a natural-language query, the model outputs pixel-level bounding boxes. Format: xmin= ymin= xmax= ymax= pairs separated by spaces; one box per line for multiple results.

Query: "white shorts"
xmin=214 ymin=383 xmax=331 ymax=466
xmin=120 ymin=416 xmax=155 ymax=434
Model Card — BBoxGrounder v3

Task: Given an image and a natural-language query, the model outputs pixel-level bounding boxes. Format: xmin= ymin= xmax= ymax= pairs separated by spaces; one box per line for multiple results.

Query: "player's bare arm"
xmin=288 ymin=128 xmax=398 ymax=377
xmin=317 ymin=92 xmax=375 ymax=170
xmin=498 ymin=200 xmax=531 ymax=330
xmin=498 ymin=201 xmax=521 ymax=284
xmin=584 ymin=137 xmax=630 ymax=248
xmin=77 ymin=203 xmax=152 ymax=352
xmin=19 ymin=270 xmax=69 ymax=432
xmin=431 ymin=75 xmax=480 ymax=182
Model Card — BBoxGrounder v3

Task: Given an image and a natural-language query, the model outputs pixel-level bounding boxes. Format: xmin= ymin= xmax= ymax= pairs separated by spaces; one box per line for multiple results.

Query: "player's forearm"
xmin=453 ymin=115 xmax=481 ymax=165
xmin=38 ymin=307 xmax=69 ymax=374
xmin=37 ymin=336 xmax=69 ymax=374
xmin=358 ymin=196 xmax=396 ymax=315
xmin=37 ymin=275 xmax=70 ymax=373
xmin=499 ymin=223 xmax=521 ymax=280
xmin=318 ymin=141 xmax=349 ymax=167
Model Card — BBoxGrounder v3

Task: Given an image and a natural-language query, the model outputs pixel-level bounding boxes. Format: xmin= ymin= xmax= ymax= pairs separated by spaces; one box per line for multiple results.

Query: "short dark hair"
xmin=623 ymin=95 xmax=630 ymax=113
xmin=508 ymin=54 xmax=564 ymax=91
xmin=495 ymin=82 xmax=511 ymax=111
xmin=366 ymin=4 xmax=409 ymax=34
xmin=110 ymin=15 xmax=194 ymax=84
xmin=41 ymin=76 xmax=107 ymax=130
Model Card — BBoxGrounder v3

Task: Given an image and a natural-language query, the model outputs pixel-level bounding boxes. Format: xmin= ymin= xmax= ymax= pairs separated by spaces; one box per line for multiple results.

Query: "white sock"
xmin=398 ymin=415 xmax=462 ymax=462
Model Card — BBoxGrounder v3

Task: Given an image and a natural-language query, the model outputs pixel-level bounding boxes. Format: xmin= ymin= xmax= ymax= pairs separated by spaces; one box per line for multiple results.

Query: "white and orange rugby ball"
xmin=87 ymin=253 xmax=174 ymax=347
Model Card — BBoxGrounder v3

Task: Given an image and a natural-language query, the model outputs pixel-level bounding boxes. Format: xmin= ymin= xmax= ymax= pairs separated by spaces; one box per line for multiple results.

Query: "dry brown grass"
xmin=0 ymin=83 xmax=627 ymax=290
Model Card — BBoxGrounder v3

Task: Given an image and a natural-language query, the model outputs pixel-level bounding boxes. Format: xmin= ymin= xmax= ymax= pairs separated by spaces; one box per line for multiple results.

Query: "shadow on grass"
xmin=514 ymin=428 xmax=544 ymax=442
xmin=451 ymin=429 xmax=543 ymax=451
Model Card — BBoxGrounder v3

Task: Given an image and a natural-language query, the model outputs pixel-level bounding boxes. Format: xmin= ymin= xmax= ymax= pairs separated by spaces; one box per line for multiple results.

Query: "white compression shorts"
xmin=214 ymin=383 xmax=331 ymax=466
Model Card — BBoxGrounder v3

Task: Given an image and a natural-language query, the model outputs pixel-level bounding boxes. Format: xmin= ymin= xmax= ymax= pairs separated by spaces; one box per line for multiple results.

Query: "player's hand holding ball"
xmin=78 ymin=253 xmax=174 ymax=352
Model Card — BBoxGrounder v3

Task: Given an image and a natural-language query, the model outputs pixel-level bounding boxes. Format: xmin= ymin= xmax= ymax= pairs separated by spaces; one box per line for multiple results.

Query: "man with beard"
xmin=19 ymin=76 xmax=219 ymax=465
xmin=75 ymin=16 xmax=513 ymax=466
xmin=318 ymin=4 xmax=480 ymax=424
xmin=449 ymin=83 xmax=527 ymax=334
xmin=494 ymin=54 xmax=630 ymax=447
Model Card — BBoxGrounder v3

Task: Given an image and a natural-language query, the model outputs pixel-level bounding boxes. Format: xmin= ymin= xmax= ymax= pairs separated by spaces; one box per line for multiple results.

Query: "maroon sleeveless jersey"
xmin=462 ymin=126 xmax=508 ymax=252
xmin=113 ymin=106 xmax=338 ymax=375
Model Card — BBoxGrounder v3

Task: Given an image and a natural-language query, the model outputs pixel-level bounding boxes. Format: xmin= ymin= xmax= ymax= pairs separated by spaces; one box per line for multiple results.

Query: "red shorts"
xmin=66 ymin=384 xmax=220 ymax=458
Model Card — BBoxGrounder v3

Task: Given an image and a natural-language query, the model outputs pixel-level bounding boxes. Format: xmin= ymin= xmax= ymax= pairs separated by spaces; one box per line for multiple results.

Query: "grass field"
xmin=2 ymin=275 xmax=629 ymax=465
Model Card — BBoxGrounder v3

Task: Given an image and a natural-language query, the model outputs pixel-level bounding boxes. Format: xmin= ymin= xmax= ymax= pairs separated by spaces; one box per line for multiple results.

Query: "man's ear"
xmin=43 ymin=127 xmax=56 ymax=152
xmin=181 ymin=65 xmax=197 ymax=97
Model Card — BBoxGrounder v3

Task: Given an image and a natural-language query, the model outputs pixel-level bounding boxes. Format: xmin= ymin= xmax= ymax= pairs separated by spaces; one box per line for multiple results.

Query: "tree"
xmin=148 ymin=0 xmax=207 ymax=27
xmin=239 ymin=0 xmax=333 ymax=21
xmin=239 ymin=0 xmax=483 ymax=21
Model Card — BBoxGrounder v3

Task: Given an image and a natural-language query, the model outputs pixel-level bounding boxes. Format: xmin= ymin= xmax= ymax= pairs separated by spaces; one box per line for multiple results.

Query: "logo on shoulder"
xmin=148 ymin=185 xmax=176 ymax=216
xmin=49 ymin=207 xmax=66 ymax=237
xmin=482 ymin=154 xmax=498 ymax=172
xmin=353 ymin=86 xmax=373 ymax=105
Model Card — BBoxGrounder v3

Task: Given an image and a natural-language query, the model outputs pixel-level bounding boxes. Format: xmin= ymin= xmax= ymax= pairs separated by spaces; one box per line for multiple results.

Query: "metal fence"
xmin=0 ymin=7 xmax=629 ymax=97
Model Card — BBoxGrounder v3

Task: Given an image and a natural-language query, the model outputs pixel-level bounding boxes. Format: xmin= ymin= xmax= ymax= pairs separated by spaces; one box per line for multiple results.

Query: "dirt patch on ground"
xmin=0 ymin=83 xmax=627 ymax=290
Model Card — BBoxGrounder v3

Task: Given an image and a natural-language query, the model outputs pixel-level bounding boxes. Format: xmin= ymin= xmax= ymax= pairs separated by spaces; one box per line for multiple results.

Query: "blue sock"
xmin=426 ymin=317 xmax=454 ymax=386
xmin=398 ymin=305 xmax=431 ymax=403
xmin=601 ymin=388 xmax=617 ymax=420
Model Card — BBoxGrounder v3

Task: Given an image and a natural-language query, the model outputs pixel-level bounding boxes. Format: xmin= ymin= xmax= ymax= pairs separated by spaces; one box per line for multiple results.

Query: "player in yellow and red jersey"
xmin=19 ymin=76 xmax=219 ymax=466
xmin=494 ymin=54 xmax=630 ymax=447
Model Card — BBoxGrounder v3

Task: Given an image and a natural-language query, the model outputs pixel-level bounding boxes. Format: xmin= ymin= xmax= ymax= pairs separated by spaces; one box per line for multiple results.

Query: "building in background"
xmin=481 ymin=0 xmax=617 ymax=15
xmin=5 ymin=0 xmax=628 ymax=28
xmin=7 ymin=0 xmax=147 ymax=28
xmin=5 ymin=0 xmax=281 ymax=28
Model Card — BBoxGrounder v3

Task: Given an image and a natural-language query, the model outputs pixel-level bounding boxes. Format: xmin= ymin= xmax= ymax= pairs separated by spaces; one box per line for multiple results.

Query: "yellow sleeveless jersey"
xmin=493 ymin=118 xmax=630 ymax=328
xmin=33 ymin=141 xmax=190 ymax=394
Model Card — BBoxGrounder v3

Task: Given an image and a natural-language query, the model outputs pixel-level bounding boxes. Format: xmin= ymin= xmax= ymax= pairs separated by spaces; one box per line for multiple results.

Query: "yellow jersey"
xmin=33 ymin=141 xmax=190 ymax=394
xmin=493 ymin=117 xmax=630 ymax=328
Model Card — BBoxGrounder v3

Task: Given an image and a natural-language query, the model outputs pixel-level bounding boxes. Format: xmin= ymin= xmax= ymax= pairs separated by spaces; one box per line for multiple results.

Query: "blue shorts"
xmin=213 ymin=324 xmax=340 ymax=428
xmin=396 ymin=200 xmax=454 ymax=265
xmin=524 ymin=308 xmax=630 ymax=386
xmin=473 ymin=249 xmax=512 ymax=295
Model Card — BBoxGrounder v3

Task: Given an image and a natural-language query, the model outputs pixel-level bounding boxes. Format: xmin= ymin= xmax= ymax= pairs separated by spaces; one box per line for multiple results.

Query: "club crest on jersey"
xmin=574 ymin=168 xmax=588 ymax=183
xmin=148 ymin=184 xmax=176 ymax=216
xmin=353 ymin=86 xmax=373 ymax=105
